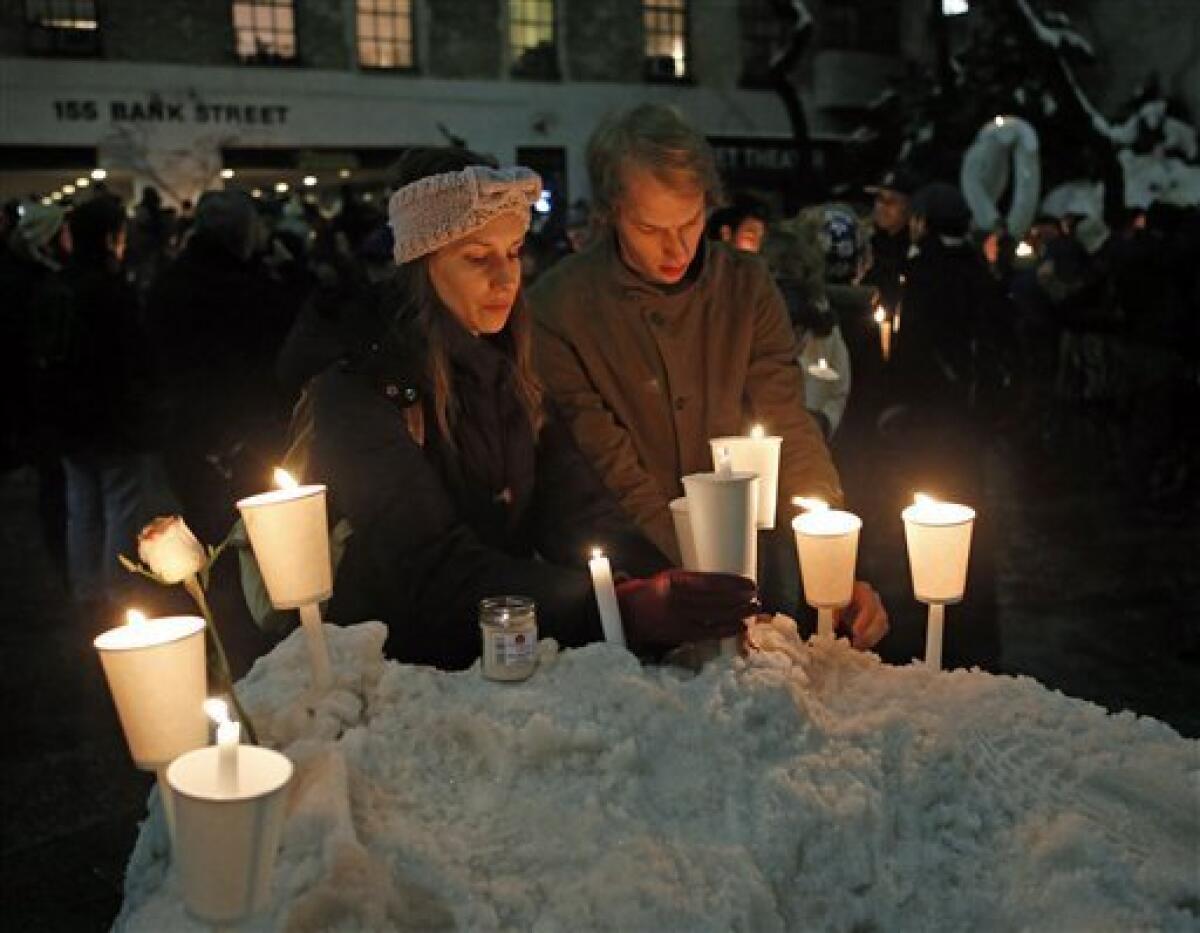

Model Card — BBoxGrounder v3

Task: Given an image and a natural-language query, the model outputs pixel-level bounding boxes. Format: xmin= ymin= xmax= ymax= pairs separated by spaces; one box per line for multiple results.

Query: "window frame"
xmin=819 ymin=0 xmax=901 ymax=56
xmin=737 ymin=0 xmax=780 ymax=89
xmin=507 ymin=0 xmax=560 ymax=81
xmin=356 ymin=0 xmax=418 ymax=73
xmin=231 ymin=0 xmax=300 ymax=67
xmin=642 ymin=0 xmax=692 ymax=84
xmin=24 ymin=0 xmax=102 ymax=58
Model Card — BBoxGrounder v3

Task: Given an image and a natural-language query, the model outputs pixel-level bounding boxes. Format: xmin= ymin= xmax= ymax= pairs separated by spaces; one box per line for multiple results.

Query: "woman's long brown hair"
xmin=390 ymin=147 xmax=545 ymax=444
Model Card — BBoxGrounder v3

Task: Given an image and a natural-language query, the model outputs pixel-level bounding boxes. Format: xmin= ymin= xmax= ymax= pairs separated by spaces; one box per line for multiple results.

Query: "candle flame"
xmin=203 ymin=698 xmax=231 ymax=726
xmin=1016 ymin=240 xmax=1034 ymax=258
xmin=817 ymin=357 xmax=828 ymax=369
xmin=590 ymin=547 xmax=604 ymax=560
xmin=125 ymin=608 xmax=147 ymax=627
xmin=873 ymin=307 xmax=887 ymax=324
xmin=994 ymin=115 xmax=1005 ymax=127
xmin=274 ymin=467 xmax=299 ymax=490
xmin=750 ymin=424 xmax=765 ymax=439
xmin=914 ymin=492 xmax=936 ymax=506
xmin=793 ymin=496 xmax=830 ymax=512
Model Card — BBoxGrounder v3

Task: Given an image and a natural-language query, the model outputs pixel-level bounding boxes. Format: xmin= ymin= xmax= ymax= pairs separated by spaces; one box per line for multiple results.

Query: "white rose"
xmin=138 ymin=516 xmax=206 ymax=583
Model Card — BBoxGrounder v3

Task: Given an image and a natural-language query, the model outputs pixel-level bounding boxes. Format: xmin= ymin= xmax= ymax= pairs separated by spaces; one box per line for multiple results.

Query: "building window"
xmin=24 ymin=0 xmax=101 ymax=56
xmin=357 ymin=0 xmax=415 ymax=70
xmin=232 ymin=0 xmax=297 ymax=65
xmin=509 ymin=0 xmax=558 ymax=80
xmin=738 ymin=0 xmax=779 ymax=88
xmin=643 ymin=0 xmax=689 ymax=82
xmin=821 ymin=0 xmax=900 ymax=56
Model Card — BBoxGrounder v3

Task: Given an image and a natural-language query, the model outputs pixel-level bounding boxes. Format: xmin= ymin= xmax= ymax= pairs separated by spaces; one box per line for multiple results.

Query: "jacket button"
xmin=674 ymin=397 xmax=685 ymax=411
xmin=403 ymin=387 xmax=418 ymax=402
xmin=384 ymin=384 xmax=399 ymax=398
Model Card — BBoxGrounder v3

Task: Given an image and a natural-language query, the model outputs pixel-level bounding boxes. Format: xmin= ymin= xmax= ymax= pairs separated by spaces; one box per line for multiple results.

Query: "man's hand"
xmin=834 ymin=580 xmax=889 ymax=650
xmin=617 ymin=570 xmax=758 ymax=647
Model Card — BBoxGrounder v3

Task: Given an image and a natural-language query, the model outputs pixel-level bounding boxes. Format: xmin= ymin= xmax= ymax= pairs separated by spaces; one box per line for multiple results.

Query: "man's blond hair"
xmin=586 ymin=103 xmax=723 ymax=223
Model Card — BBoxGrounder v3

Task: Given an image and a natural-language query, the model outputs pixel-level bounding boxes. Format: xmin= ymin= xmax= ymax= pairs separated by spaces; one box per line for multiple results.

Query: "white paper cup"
xmin=94 ymin=615 xmax=208 ymax=771
xmin=709 ymin=436 xmax=782 ymax=529
xmin=237 ymin=485 xmax=332 ymax=609
xmin=669 ymin=497 xmax=700 ymax=571
xmin=792 ymin=510 xmax=862 ymax=608
xmin=902 ymin=502 xmax=975 ymax=604
xmin=682 ymin=472 xmax=759 ymax=581
xmin=167 ymin=745 xmax=293 ymax=924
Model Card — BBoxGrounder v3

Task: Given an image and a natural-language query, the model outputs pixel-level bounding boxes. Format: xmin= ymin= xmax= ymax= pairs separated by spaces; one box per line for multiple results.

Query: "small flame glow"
xmin=793 ymin=496 xmax=830 ymax=512
xmin=203 ymin=698 xmax=230 ymax=726
xmin=590 ymin=547 xmax=604 ymax=561
xmin=125 ymin=608 xmax=147 ymax=627
xmin=274 ymin=467 xmax=299 ymax=490
xmin=873 ymin=307 xmax=887 ymax=324
xmin=817 ymin=357 xmax=829 ymax=369
xmin=914 ymin=492 xmax=936 ymax=506
xmin=994 ymin=115 xmax=1005 ymax=127
xmin=750 ymin=424 xmax=765 ymax=440
xmin=1016 ymin=240 xmax=1034 ymax=258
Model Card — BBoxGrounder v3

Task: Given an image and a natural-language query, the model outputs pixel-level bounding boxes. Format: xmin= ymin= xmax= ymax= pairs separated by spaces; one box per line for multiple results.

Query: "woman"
xmin=310 ymin=148 xmax=756 ymax=669
xmin=765 ymin=207 xmax=854 ymax=440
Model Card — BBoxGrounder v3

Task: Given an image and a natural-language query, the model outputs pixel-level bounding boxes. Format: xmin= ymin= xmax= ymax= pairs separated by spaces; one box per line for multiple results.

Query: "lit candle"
xmin=1015 ymin=240 xmax=1034 ymax=258
xmin=204 ymin=698 xmax=240 ymax=796
xmin=587 ymin=548 xmax=625 ymax=647
xmin=791 ymin=497 xmax=862 ymax=639
xmin=94 ymin=611 xmax=208 ymax=770
xmin=901 ymin=493 xmax=976 ymax=670
xmin=873 ymin=306 xmax=892 ymax=362
xmin=715 ymin=444 xmax=733 ymax=476
xmin=709 ymin=426 xmax=782 ymax=529
xmin=237 ymin=468 xmax=333 ymax=689
xmin=807 ymin=357 xmax=839 ymax=382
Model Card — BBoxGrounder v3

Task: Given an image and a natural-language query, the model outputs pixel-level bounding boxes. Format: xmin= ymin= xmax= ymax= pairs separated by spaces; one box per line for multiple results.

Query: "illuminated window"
xmin=232 ymin=0 xmax=297 ymax=65
xmin=821 ymin=0 xmax=899 ymax=56
xmin=357 ymin=0 xmax=415 ymax=70
xmin=643 ymin=0 xmax=689 ymax=81
xmin=738 ymin=0 xmax=778 ymax=87
xmin=24 ymin=0 xmax=100 ymax=56
xmin=509 ymin=0 xmax=558 ymax=79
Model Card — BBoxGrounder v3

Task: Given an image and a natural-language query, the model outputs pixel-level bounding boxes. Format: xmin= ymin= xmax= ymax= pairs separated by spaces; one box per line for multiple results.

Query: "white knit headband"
xmin=388 ymin=165 xmax=542 ymax=264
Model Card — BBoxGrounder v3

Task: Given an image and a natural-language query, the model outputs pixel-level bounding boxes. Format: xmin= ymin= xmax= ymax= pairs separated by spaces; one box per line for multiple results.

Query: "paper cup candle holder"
xmin=791 ymin=498 xmax=862 ymax=639
xmin=902 ymin=493 xmax=976 ymax=671
xmin=237 ymin=468 xmax=334 ymax=689
xmin=167 ymin=698 xmax=293 ymax=925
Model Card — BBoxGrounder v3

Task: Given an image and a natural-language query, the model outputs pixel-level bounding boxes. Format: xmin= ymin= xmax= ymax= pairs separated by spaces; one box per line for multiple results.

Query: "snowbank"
xmin=116 ymin=618 xmax=1200 ymax=931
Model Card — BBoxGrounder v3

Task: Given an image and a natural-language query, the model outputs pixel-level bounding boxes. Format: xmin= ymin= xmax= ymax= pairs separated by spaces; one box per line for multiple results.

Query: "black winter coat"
xmin=311 ymin=312 xmax=670 ymax=670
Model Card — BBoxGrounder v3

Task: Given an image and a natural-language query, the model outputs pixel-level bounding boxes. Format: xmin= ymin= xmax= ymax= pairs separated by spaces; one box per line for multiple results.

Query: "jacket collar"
xmin=598 ymin=229 xmax=711 ymax=301
xmin=354 ymin=306 xmax=513 ymax=407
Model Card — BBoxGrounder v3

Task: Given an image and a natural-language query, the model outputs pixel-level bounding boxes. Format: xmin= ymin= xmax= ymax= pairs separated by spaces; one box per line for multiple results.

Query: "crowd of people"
xmin=1 ymin=101 xmax=1195 ymax=675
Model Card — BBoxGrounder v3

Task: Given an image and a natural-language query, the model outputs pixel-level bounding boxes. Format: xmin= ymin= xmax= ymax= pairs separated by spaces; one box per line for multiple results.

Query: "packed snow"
xmin=116 ymin=618 xmax=1200 ymax=931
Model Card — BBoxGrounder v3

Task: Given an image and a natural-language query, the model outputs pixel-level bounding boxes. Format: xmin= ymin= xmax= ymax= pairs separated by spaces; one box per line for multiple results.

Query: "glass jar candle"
xmin=479 ymin=596 xmax=538 ymax=682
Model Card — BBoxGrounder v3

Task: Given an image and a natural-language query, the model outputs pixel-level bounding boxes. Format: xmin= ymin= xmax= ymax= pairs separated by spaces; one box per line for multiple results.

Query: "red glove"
xmin=616 ymin=570 xmax=758 ymax=646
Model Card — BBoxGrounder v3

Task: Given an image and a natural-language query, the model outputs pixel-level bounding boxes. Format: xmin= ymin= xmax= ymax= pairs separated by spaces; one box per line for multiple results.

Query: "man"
xmin=530 ymin=104 xmax=887 ymax=649
xmin=862 ymin=165 xmax=920 ymax=313
xmin=707 ymin=195 xmax=769 ymax=254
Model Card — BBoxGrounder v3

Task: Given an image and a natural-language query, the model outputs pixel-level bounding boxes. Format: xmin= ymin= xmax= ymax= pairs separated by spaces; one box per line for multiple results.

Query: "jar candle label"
xmin=487 ymin=631 xmax=535 ymax=666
